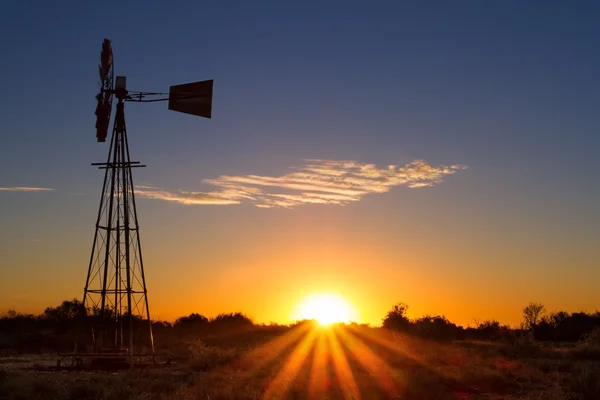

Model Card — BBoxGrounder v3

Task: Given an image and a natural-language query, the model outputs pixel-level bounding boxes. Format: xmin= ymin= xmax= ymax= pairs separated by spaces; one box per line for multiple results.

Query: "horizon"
xmin=1 ymin=1 xmax=599 ymax=329
xmin=6 ymin=296 xmax=598 ymax=332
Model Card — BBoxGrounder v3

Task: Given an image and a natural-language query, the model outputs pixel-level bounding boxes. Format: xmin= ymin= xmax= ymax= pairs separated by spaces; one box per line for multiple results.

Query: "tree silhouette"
xmin=382 ymin=302 xmax=410 ymax=331
xmin=522 ymin=302 xmax=546 ymax=330
xmin=42 ymin=299 xmax=82 ymax=321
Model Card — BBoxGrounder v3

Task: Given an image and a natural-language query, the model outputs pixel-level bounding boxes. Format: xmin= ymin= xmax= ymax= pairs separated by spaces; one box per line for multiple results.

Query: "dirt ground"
xmin=1 ymin=326 xmax=599 ymax=399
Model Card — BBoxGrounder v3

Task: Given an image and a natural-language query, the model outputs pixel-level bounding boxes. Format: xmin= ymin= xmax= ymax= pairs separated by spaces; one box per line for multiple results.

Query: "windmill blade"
xmin=99 ymin=39 xmax=113 ymax=84
xmin=95 ymin=98 xmax=109 ymax=142
xmin=95 ymin=38 xmax=114 ymax=143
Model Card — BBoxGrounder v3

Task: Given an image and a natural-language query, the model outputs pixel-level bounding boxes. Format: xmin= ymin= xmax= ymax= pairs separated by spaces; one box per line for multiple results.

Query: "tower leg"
xmin=123 ymin=127 xmax=155 ymax=356
xmin=76 ymin=117 xmax=117 ymax=355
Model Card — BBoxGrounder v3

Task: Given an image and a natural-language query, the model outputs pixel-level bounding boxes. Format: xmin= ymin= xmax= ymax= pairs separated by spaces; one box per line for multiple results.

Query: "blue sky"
xmin=0 ymin=1 xmax=599 ymax=325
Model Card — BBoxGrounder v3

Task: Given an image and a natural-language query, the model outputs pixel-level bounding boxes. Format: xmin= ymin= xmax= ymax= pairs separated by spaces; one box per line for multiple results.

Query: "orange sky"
xmin=2 ymin=191 xmax=597 ymax=328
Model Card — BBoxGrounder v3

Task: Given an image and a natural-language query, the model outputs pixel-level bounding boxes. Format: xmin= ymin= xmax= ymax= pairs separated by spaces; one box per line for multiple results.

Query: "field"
xmin=2 ymin=323 xmax=599 ymax=400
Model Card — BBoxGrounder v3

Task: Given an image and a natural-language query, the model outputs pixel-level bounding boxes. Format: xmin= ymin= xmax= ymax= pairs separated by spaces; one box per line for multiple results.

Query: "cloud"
xmin=135 ymin=159 xmax=467 ymax=208
xmin=0 ymin=187 xmax=54 ymax=192
xmin=134 ymin=186 xmax=241 ymax=205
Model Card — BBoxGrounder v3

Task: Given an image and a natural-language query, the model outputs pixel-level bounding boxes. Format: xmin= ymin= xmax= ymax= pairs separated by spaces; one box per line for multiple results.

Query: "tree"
xmin=382 ymin=302 xmax=410 ymax=331
xmin=42 ymin=299 xmax=82 ymax=321
xmin=522 ymin=302 xmax=545 ymax=330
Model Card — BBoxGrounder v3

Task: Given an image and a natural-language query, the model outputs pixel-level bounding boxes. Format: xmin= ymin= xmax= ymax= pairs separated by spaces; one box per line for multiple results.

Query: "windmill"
xmin=67 ymin=39 xmax=213 ymax=367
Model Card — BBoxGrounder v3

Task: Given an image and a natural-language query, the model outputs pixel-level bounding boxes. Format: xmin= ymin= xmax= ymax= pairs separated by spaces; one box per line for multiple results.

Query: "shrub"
xmin=573 ymin=327 xmax=600 ymax=360
xmin=382 ymin=303 xmax=410 ymax=332
xmin=567 ymin=363 xmax=600 ymax=400
xmin=412 ymin=315 xmax=462 ymax=341
xmin=500 ymin=332 xmax=543 ymax=358
xmin=187 ymin=340 xmax=241 ymax=371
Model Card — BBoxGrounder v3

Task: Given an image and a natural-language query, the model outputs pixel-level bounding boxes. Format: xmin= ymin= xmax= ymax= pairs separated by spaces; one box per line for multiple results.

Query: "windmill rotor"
xmin=94 ymin=39 xmax=114 ymax=142
xmin=93 ymin=37 xmax=212 ymax=143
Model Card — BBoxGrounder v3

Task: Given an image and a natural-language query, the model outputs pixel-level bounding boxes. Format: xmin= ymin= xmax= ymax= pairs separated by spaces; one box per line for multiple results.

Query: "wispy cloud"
xmin=0 ymin=187 xmax=54 ymax=192
xmin=135 ymin=159 xmax=467 ymax=208
xmin=134 ymin=185 xmax=243 ymax=205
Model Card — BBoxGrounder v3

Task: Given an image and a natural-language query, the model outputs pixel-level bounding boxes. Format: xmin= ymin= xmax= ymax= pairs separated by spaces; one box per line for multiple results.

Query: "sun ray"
xmin=346 ymin=324 xmax=429 ymax=368
xmin=262 ymin=328 xmax=318 ymax=400
xmin=327 ymin=328 xmax=361 ymax=400
xmin=308 ymin=331 xmax=329 ymax=398
xmin=336 ymin=326 xmax=404 ymax=397
xmin=235 ymin=323 xmax=312 ymax=381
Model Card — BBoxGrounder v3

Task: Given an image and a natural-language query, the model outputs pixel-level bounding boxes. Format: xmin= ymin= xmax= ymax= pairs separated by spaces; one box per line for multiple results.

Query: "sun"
xmin=292 ymin=293 xmax=358 ymax=326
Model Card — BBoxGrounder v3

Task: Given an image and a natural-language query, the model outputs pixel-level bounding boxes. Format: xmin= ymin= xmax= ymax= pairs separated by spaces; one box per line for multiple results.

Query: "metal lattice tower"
xmin=65 ymin=39 xmax=213 ymax=367
xmin=83 ymin=90 xmax=154 ymax=358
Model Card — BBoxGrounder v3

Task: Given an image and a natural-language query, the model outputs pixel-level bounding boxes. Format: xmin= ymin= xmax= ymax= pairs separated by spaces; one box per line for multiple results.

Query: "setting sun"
xmin=292 ymin=293 xmax=358 ymax=325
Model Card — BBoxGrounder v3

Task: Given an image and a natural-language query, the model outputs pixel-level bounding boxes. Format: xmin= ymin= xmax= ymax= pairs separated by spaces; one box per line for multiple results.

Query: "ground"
xmin=1 ymin=324 xmax=599 ymax=399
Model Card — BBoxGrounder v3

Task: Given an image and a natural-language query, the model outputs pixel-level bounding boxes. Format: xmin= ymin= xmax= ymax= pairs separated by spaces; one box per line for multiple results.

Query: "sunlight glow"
xmin=292 ymin=292 xmax=358 ymax=325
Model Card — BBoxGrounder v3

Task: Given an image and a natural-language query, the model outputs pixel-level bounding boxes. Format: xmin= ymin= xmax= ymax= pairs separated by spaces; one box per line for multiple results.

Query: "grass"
xmin=1 ymin=324 xmax=599 ymax=399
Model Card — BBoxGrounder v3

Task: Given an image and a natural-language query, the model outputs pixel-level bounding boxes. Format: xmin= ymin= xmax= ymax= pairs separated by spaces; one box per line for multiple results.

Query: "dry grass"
xmin=1 ymin=324 xmax=599 ymax=399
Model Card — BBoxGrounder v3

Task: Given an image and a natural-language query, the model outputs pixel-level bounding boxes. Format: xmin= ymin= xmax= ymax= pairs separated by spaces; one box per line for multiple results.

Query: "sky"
xmin=0 ymin=1 xmax=599 ymax=327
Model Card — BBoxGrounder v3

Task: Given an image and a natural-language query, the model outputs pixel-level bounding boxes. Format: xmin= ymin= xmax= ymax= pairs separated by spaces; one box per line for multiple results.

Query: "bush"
xmin=187 ymin=340 xmax=241 ymax=371
xmin=382 ymin=303 xmax=410 ymax=331
xmin=382 ymin=303 xmax=462 ymax=341
xmin=567 ymin=363 xmax=600 ymax=400
xmin=211 ymin=312 xmax=253 ymax=328
xmin=574 ymin=327 xmax=600 ymax=360
xmin=412 ymin=315 xmax=462 ymax=341
xmin=500 ymin=332 xmax=544 ymax=358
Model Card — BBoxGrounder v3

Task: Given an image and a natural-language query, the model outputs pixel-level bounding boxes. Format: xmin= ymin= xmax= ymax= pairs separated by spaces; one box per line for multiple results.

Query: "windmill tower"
xmin=73 ymin=39 xmax=213 ymax=366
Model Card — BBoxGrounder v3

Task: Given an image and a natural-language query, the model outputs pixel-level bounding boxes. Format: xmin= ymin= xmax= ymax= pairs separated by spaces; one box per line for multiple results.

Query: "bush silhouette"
xmin=210 ymin=312 xmax=253 ymax=329
xmin=382 ymin=303 xmax=410 ymax=332
xmin=412 ymin=315 xmax=462 ymax=341
xmin=380 ymin=301 xmax=600 ymax=343
xmin=174 ymin=313 xmax=209 ymax=328
xmin=3 ymin=299 xmax=600 ymax=354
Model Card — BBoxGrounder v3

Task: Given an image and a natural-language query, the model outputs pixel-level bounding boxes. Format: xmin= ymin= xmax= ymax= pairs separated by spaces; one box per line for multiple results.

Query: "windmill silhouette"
xmin=64 ymin=39 xmax=213 ymax=367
